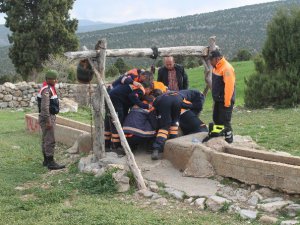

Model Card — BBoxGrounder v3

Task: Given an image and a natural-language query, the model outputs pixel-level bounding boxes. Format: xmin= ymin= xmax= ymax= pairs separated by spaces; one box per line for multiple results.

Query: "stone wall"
xmin=0 ymin=82 xmax=96 ymax=109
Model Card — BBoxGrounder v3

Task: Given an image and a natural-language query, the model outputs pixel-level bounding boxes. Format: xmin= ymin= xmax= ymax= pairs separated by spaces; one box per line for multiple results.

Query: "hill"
xmin=1 ymin=0 xmax=300 ymax=76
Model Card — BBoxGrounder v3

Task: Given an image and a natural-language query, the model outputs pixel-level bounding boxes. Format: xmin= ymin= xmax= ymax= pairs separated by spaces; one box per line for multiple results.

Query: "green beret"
xmin=45 ymin=70 xmax=58 ymax=79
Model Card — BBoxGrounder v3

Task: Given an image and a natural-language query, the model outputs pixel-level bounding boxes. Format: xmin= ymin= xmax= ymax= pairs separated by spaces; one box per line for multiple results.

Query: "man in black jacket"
xmin=157 ymin=56 xmax=188 ymax=91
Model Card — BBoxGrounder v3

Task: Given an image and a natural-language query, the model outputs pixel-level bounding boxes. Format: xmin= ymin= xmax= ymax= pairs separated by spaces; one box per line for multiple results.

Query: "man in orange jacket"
xmin=209 ymin=50 xmax=235 ymax=143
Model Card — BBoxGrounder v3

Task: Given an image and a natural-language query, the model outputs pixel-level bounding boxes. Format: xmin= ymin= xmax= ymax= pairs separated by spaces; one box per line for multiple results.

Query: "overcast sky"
xmin=0 ymin=0 xmax=278 ymax=24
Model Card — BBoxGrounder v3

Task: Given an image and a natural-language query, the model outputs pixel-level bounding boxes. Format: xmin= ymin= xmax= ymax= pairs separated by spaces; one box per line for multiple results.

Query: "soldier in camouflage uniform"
xmin=37 ymin=70 xmax=65 ymax=170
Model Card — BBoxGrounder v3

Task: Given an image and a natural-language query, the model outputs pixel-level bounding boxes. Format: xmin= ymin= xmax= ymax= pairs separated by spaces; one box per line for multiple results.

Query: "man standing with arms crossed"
xmin=209 ymin=50 xmax=235 ymax=143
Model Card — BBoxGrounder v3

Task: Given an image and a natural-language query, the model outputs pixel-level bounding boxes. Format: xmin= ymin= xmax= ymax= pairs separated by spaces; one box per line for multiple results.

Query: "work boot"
xmin=115 ymin=147 xmax=126 ymax=157
xmin=46 ymin=156 xmax=65 ymax=170
xmin=42 ymin=152 xmax=47 ymax=167
xmin=151 ymin=149 xmax=162 ymax=160
xmin=225 ymin=129 xmax=233 ymax=144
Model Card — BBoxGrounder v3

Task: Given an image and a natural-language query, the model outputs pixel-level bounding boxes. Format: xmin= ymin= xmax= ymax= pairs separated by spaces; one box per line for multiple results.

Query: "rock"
xmin=67 ymin=132 xmax=92 ymax=154
xmin=217 ymin=186 xmax=250 ymax=203
xmin=184 ymin=197 xmax=194 ymax=204
xmin=3 ymin=94 xmax=13 ymax=102
xmin=28 ymin=88 xmax=35 ymax=93
xmin=106 ymin=164 xmax=125 ymax=170
xmin=149 ymin=183 xmax=159 ymax=193
xmin=0 ymin=93 xmax=3 ymax=99
xmin=59 ymin=98 xmax=78 ymax=113
xmin=262 ymin=197 xmax=283 ymax=203
xmin=250 ymin=184 xmax=257 ymax=191
xmin=183 ymin=147 xmax=215 ymax=178
xmin=137 ymin=189 xmax=155 ymax=198
xmin=0 ymin=102 xmax=8 ymax=108
xmin=258 ymin=201 xmax=291 ymax=213
xmin=164 ymin=187 xmax=185 ymax=200
xmin=20 ymin=101 xmax=29 ymax=107
xmin=153 ymin=197 xmax=168 ymax=205
xmin=259 ymin=215 xmax=278 ymax=224
xmin=13 ymin=90 xmax=22 ymax=97
xmin=78 ymin=154 xmax=97 ymax=172
xmin=205 ymin=137 xmax=228 ymax=152
xmin=98 ymin=152 xmax=128 ymax=169
xmin=228 ymin=204 xmax=241 ymax=214
xmin=94 ymin=168 xmax=106 ymax=177
xmin=257 ymin=187 xmax=276 ymax=198
xmin=239 ymin=209 xmax=258 ymax=220
xmin=284 ymin=204 xmax=300 ymax=217
xmin=280 ymin=220 xmax=299 ymax=225
xmin=206 ymin=195 xmax=231 ymax=212
xmin=248 ymin=194 xmax=259 ymax=206
xmin=112 ymin=170 xmax=130 ymax=193
xmin=4 ymin=82 xmax=16 ymax=90
xmin=194 ymin=198 xmax=206 ymax=210
xmin=30 ymin=96 xmax=36 ymax=103
xmin=252 ymin=191 xmax=264 ymax=201
xmin=151 ymin=193 xmax=161 ymax=200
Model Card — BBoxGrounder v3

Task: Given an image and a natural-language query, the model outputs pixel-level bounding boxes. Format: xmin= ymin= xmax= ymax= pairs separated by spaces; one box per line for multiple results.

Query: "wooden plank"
xmin=64 ymin=46 xmax=209 ymax=59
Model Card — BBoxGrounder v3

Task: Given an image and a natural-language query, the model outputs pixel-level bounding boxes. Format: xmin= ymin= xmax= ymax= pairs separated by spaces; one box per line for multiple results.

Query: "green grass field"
xmin=0 ymin=110 xmax=258 ymax=225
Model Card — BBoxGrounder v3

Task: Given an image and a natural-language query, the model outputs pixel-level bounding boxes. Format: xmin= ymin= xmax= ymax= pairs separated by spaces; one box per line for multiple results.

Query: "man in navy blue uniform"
xmin=105 ymin=81 xmax=152 ymax=152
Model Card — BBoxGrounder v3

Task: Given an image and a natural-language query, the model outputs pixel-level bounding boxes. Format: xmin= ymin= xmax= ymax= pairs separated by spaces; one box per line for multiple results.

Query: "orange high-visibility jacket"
xmin=212 ymin=58 xmax=235 ymax=107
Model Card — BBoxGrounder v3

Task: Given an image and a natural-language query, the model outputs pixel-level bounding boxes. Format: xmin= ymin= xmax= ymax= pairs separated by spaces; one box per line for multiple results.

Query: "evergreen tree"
xmin=114 ymin=58 xmax=128 ymax=74
xmin=232 ymin=49 xmax=252 ymax=61
xmin=0 ymin=0 xmax=78 ymax=81
xmin=245 ymin=7 xmax=300 ymax=108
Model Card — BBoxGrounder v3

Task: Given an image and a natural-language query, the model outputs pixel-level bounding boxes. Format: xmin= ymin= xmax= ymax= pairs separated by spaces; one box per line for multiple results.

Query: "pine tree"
xmin=245 ymin=7 xmax=300 ymax=108
xmin=0 ymin=0 xmax=79 ymax=81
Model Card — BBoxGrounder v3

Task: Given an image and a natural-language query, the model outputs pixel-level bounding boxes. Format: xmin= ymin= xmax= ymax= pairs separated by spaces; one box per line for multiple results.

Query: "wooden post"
xmin=83 ymin=47 xmax=147 ymax=190
xmin=95 ymin=40 xmax=106 ymax=159
xmin=83 ymin=41 xmax=107 ymax=160
xmin=203 ymin=36 xmax=219 ymax=96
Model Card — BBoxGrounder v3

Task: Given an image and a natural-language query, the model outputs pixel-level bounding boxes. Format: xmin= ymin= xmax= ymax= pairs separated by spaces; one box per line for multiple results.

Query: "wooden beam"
xmin=83 ymin=47 xmax=147 ymax=190
xmin=64 ymin=46 xmax=209 ymax=59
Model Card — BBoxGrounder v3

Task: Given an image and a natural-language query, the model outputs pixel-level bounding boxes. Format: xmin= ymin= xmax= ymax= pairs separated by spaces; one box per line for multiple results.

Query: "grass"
xmin=0 ymin=109 xmax=260 ymax=225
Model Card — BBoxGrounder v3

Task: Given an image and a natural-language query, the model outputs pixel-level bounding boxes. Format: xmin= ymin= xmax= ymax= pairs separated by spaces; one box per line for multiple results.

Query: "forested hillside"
xmin=1 ymin=0 xmax=299 ymax=76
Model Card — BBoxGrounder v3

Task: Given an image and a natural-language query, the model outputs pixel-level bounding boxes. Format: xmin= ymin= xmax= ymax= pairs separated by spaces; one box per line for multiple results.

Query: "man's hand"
xmin=133 ymin=81 xmax=142 ymax=87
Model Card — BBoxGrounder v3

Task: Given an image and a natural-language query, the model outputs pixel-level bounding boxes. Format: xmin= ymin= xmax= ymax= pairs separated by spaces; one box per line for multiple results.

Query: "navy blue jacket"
xmin=109 ymin=84 xmax=148 ymax=109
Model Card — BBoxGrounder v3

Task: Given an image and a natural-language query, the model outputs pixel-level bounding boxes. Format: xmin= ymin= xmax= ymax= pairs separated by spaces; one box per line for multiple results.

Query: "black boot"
xmin=42 ymin=152 xmax=47 ymax=167
xmin=46 ymin=156 xmax=65 ymax=170
xmin=225 ymin=129 xmax=233 ymax=144
xmin=151 ymin=149 xmax=162 ymax=160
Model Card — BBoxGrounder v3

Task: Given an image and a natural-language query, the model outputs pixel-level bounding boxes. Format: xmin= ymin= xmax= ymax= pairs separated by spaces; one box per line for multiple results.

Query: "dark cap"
xmin=45 ymin=70 xmax=58 ymax=79
xmin=208 ymin=50 xmax=222 ymax=59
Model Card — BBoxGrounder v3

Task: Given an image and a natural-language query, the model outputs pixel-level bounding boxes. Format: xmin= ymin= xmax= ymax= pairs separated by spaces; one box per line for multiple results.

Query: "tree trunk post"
xmin=82 ymin=45 xmax=147 ymax=190
xmin=203 ymin=36 xmax=218 ymax=96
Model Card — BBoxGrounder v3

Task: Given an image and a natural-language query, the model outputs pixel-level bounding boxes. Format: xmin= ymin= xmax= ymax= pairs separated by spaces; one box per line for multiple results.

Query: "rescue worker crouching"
xmin=105 ymin=76 xmax=153 ymax=155
xmin=151 ymin=90 xmax=183 ymax=160
xmin=209 ymin=50 xmax=235 ymax=143
xmin=37 ymin=70 xmax=65 ymax=170
xmin=123 ymin=95 xmax=157 ymax=151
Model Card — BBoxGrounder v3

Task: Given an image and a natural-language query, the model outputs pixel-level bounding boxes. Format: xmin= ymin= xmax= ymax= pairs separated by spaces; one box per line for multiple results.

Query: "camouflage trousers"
xmin=39 ymin=115 xmax=56 ymax=157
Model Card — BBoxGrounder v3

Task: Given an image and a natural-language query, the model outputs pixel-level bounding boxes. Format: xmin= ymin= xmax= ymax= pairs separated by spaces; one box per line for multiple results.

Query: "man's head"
xmin=208 ymin=50 xmax=223 ymax=67
xmin=151 ymin=89 xmax=163 ymax=98
xmin=164 ymin=56 xmax=175 ymax=70
xmin=141 ymin=81 xmax=153 ymax=95
xmin=140 ymin=70 xmax=153 ymax=83
xmin=45 ymin=70 xmax=58 ymax=85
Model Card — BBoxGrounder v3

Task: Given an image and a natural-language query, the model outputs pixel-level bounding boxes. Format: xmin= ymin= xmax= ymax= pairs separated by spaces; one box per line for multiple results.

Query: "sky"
xmin=0 ymin=0 xmax=278 ymax=24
